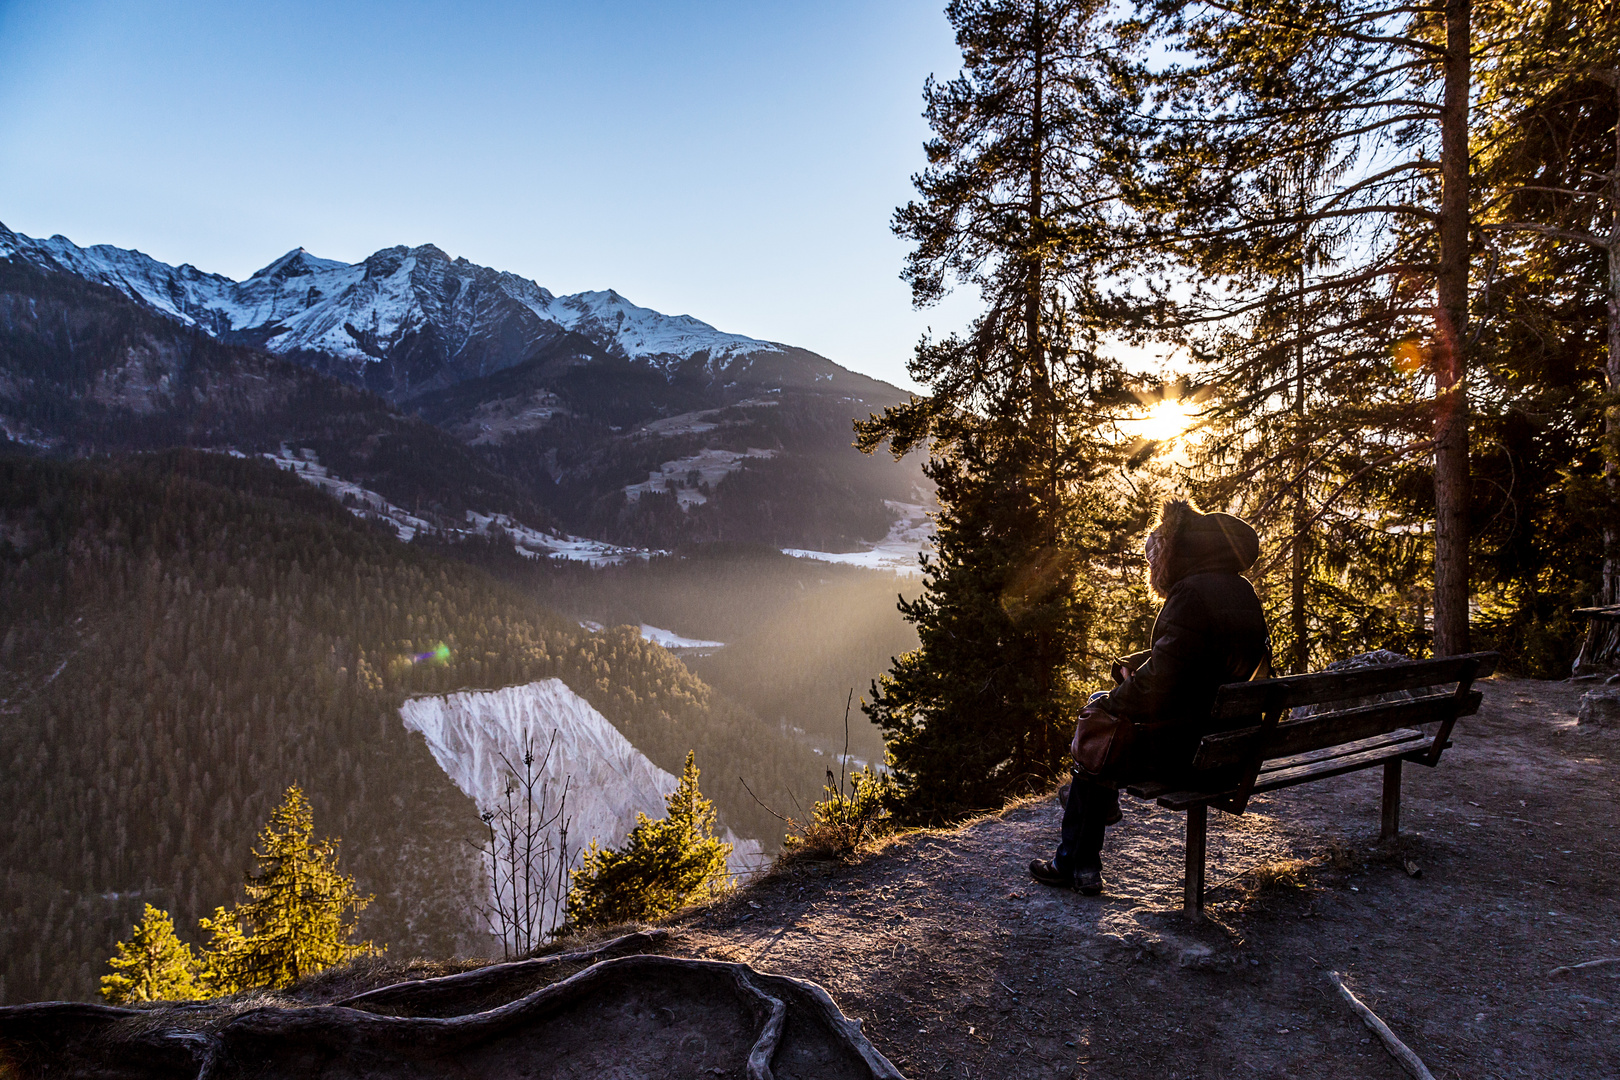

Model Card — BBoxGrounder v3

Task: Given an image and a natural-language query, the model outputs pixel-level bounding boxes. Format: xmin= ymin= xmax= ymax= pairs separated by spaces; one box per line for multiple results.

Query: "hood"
xmin=1147 ymin=498 xmax=1260 ymax=597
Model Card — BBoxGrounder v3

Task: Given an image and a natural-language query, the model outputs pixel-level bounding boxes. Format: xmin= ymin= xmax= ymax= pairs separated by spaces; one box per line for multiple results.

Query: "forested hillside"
xmin=495 ymin=546 xmax=926 ymax=766
xmin=0 ymin=451 xmax=813 ymax=1003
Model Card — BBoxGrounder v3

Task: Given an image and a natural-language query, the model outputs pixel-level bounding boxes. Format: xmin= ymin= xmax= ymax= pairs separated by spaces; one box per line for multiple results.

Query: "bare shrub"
xmin=771 ymin=692 xmax=894 ymax=863
xmin=476 ymin=733 xmax=573 ymax=958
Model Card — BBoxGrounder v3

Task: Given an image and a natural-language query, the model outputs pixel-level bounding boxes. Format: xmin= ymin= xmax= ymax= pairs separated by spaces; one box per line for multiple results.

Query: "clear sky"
xmin=0 ymin=0 xmax=993 ymax=392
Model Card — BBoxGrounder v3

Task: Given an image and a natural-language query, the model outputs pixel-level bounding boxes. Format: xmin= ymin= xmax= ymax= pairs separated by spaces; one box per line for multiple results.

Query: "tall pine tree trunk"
xmin=1587 ymin=69 xmax=1620 ymax=670
xmin=1292 ymin=172 xmax=1310 ymax=674
xmin=1432 ymin=0 xmax=1473 ymax=657
xmin=1605 ymin=68 xmax=1620 ymax=611
xmin=1026 ymin=0 xmax=1054 ymax=762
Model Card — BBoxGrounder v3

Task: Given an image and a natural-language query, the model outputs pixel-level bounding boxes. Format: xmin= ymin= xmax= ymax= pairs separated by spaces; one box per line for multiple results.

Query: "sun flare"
xmin=1131 ymin=397 xmax=1200 ymax=443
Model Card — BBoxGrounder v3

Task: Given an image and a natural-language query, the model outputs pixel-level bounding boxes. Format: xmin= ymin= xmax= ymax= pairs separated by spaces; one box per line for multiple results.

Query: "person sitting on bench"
xmin=1031 ymin=498 xmax=1272 ymax=894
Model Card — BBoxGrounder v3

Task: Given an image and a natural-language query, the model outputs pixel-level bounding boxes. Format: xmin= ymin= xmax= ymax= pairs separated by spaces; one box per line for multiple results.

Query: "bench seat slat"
xmin=1127 ymin=730 xmax=1423 ymax=803
xmin=1124 ymin=780 xmax=1174 ymax=799
xmin=1192 ymin=690 xmax=1482 ymax=769
xmin=1255 ymin=727 xmax=1425 ymax=772
xmin=1208 ymin=651 xmax=1498 ymax=719
xmin=1154 ymin=734 xmax=1443 ymax=810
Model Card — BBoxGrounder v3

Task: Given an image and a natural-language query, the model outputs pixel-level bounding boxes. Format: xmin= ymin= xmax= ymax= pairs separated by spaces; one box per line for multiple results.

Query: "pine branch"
xmin=1479 ymin=221 xmax=1606 ymax=248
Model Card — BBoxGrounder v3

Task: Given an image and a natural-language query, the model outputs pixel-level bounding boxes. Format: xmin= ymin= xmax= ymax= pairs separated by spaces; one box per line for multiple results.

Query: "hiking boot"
xmin=1073 ymin=866 xmax=1103 ymax=895
xmin=1028 ymin=859 xmax=1072 ymax=888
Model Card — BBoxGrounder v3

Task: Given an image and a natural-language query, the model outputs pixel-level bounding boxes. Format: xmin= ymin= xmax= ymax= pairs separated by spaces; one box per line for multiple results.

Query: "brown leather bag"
xmin=1070 ymin=701 xmax=1134 ymax=777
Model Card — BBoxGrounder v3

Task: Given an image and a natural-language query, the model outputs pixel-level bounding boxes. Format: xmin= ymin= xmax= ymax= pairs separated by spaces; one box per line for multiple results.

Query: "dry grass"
xmin=1241 ymin=857 xmax=1313 ymax=894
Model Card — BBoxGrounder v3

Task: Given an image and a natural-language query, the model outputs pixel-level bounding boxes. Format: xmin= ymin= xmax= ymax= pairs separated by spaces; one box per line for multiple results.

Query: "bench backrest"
xmin=1192 ymin=651 xmax=1499 ymax=780
xmin=1208 ymin=652 xmax=1498 ymax=720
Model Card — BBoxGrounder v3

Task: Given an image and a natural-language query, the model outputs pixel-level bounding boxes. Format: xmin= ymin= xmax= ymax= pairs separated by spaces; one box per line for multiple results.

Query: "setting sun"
xmin=1130 ymin=397 xmax=1201 ymax=443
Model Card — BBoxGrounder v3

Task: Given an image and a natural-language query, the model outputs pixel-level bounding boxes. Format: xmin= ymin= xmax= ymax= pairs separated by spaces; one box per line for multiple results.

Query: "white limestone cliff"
xmin=399 ymin=679 xmax=764 ymax=916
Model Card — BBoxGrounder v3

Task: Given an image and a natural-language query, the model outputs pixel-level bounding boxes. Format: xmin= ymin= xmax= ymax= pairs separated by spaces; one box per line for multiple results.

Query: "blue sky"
xmin=0 ymin=0 xmax=994 ymax=391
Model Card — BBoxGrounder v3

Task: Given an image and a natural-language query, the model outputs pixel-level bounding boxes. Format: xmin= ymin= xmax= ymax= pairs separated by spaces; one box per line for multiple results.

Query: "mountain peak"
xmin=250 ymin=247 xmax=347 ymax=281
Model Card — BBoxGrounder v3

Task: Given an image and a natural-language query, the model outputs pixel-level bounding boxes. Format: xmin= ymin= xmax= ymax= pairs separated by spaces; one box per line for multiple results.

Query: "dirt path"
xmin=673 ymin=677 xmax=1620 ymax=1079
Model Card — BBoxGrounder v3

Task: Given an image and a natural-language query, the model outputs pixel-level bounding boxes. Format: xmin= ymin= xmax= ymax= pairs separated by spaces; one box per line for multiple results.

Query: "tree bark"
xmin=1588 ymin=68 xmax=1620 ymax=672
xmin=1027 ymin=1 xmax=1055 ymax=757
xmin=1604 ymin=68 xmax=1619 ymax=610
xmin=1293 ymin=171 xmax=1310 ymax=674
xmin=1431 ymin=0 xmax=1472 ymax=657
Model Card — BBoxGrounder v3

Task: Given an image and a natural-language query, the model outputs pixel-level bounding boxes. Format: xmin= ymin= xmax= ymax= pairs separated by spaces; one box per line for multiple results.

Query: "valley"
xmin=0 ymin=221 xmax=931 ymax=1004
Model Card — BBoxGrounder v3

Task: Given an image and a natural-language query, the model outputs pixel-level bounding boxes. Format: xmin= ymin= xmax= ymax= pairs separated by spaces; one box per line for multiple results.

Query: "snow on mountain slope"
xmin=0 ymin=222 xmax=779 ymax=384
xmin=782 ymin=500 xmax=933 ymax=577
xmin=544 ymin=288 xmax=777 ymax=364
xmin=399 ymin=679 xmax=763 ymax=932
xmin=260 ymin=446 xmax=656 ymax=562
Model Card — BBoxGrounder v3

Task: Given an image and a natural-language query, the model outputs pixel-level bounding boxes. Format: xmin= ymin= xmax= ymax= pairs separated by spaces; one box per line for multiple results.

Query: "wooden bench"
xmin=1123 ymin=651 xmax=1500 ymax=915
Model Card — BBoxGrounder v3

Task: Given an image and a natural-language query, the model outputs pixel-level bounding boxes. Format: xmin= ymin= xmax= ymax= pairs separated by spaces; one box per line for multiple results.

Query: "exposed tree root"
xmin=0 ymin=933 xmax=905 ymax=1080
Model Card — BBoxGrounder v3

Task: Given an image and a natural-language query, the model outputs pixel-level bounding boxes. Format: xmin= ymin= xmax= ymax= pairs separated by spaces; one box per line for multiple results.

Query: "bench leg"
xmin=1380 ymin=759 xmax=1402 ymax=841
xmin=1185 ymin=804 xmax=1207 ymax=916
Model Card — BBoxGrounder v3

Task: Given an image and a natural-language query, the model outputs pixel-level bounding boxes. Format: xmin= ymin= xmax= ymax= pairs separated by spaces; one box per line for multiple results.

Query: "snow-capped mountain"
xmin=1 ymin=219 xmax=931 ymax=553
xmin=0 ymin=222 xmax=780 ymax=399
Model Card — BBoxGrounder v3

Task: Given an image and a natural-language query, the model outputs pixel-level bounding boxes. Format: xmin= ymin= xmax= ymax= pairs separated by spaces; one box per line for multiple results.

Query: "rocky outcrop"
xmin=0 ymin=933 xmax=905 ymax=1080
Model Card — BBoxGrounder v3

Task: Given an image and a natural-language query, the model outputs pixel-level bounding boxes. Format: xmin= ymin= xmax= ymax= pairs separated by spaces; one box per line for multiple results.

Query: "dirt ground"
xmin=672 ymin=676 xmax=1620 ymax=1079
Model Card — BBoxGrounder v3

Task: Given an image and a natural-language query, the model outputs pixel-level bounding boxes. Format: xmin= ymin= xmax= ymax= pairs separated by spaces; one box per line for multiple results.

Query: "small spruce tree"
xmin=100 ymin=904 xmax=201 ymax=1003
xmin=566 ymin=752 xmax=731 ymax=928
xmin=199 ymin=784 xmax=373 ymax=994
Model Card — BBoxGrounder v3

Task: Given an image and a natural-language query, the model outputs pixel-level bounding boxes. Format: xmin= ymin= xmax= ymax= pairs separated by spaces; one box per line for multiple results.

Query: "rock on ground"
xmin=1577 ymin=687 xmax=1620 ymax=728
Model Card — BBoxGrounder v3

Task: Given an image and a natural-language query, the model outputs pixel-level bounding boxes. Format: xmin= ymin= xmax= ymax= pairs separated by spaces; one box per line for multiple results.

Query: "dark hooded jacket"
xmin=1102 ymin=500 xmax=1272 ymax=776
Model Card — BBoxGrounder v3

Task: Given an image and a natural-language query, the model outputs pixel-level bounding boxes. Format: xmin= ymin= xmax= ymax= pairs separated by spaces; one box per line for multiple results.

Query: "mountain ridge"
xmin=0 ymin=222 xmax=792 ymax=400
xmin=0 ymin=220 xmax=931 ymax=553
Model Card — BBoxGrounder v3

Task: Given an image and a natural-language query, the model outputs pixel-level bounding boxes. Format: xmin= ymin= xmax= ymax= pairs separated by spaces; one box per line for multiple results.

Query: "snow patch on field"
xmin=638 ymin=624 xmax=725 ymax=650
xmin=782 ymin=500 xmax=933 ymax=577
xmin=623 ymin=447 xmax=777 ymax=509
xmin=264 ymin=448 xmax=435 ymax=542
xmin=464 ymin=511 xmax=658 ymax=566
xmin=579 ymin=621 xmax=725 ymax=651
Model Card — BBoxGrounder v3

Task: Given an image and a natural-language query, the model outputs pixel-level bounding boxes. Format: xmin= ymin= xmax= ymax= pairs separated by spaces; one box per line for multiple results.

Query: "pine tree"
xmin=99 ymin=904 xmax=201 ymax=1003
xmin=857 ymin=0 xmax=1135 ymax=821
xmin=1473 ymin=0 xmax=1620 ymax=671
xmin=198 ymin=784 xmax=373 ymax=994
xmin=864 ymin=421 xmax=1099 ymax=822
xmin=1131 ymin=0 xmax=1483 ymax=655
xmin=566 ymin=752 xmax=731 ymax=928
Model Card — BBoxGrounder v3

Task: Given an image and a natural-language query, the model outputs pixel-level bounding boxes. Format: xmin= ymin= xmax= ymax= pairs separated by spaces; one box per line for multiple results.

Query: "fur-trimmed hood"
xmin=1146 ymin=498 xmax=1260 ymax=598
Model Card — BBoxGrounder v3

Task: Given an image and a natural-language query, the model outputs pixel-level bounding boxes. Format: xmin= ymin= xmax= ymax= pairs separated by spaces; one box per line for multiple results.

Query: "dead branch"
xmin=1328 ymin=971 xmax=1435 ymax=1080
xmin=1549 ymin=957 xmax=1620 ymax=977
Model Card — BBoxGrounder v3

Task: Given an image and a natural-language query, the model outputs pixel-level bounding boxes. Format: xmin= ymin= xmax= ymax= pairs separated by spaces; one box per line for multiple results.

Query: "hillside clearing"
xmin=672 ymin=676 xmax=1619 ymax=1079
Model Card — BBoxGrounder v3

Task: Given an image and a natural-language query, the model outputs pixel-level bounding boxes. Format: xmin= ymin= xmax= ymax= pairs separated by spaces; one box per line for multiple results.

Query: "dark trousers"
xmin=1054 ymin=768 xmax=1119 ymax=873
